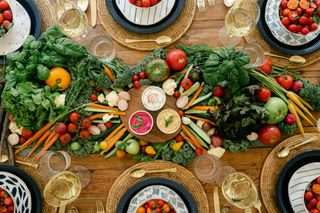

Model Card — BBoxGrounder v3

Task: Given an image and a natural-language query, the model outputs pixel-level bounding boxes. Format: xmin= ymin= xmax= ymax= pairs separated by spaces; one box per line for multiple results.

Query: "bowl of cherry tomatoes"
xmin=0 ymin=0 xmax=14 ymax=39
xmin=128 ymin=0 xmax=161 ymax=8
xmin=0 ymin=188 xmax=15 ymax=213
xmin=136 ymin=199 xmax=175 ymax=213
xmin=304 ymin=176 xmax=320 ymax=213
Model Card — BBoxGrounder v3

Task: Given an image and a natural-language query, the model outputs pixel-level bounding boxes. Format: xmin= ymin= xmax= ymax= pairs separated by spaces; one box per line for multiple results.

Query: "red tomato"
xmin=3 ymin=197 xmax=12 ymax=206
xmin=306 ymin=8 xmax=315 ymax=16
xmin=288 ymin=24 xmax=298 ymax=32
xmin=195 ymin=148 xmax=202 ymax=156
xmin=2 ymin=20 xmax=10 ymax=29
xmin=281 ymin=17 xmax=291 ymax=26
xmin=136 ymin=1 xmax=142 ymax=6
xmin=257 ymin=88 xmax=271 ymax=102
xmin=133 ymin=80 xmax=141 ymax=89
xmin=295 ymin=24 xmax=302 ymax=33
xmin=90 ymin=94 xmax=98 ymax=102
xmin=150 ymin=0 xmax=158 ymax=6
xmin=308 ymin=16 xmax=314 ymax=24
xmin=289 ymin=11 xmax=298 ymax=21
xmin=166 ymin=49 xmax=188 ymax=71
xmin=178 ymin=110 xmax=184 ymax=117
xmin=67 ymin=123 xmax=78 ymax=133
xmin=282 ymin=8 xmax=292 ymax=16
xmin=280 ymin=0 xmax=288 ymax=8
xmin=175 ymin=134 xmax=184 ymax=142
xmin=105 ymin=121 xmax=113 ymax=129
xmin=258 ymin=125 xmax=281 ymax=145
xmin=298 ymin=16 xmax=308 ymax=25
xmin=212 ymin=85 xmax=224 ymax=97
xmin=259 ymin=62 xmax=272 ymax=75
xmin=69 ymin=112 xmax=80 ymax=123
xmin=0 ymin=13 xmax=3 ymax=24
xmin=276 ymin=74 xmax=294 ymax=89
xmin=81 ymin=118 xmax=91 ymax=128
xmin=138 ymin=71 xmax=146 ymax=79
xmin=0 ymin=1 xmax=9 ymax=11
xmin=142 ymin=0 xmax=151 ymax=7
xmin=310 ymin=198 xmax=318 ymax=207
xmin=158 ymin=200 xmax=165 ymax=207
xmin=78 ymin=130 xmax=90 ymax=140
xmin=3 ymin=10 xmax=12 ymax=21
xmin=211 ymin=135 xmax=223 ymax=148
xmin=310 ymin=23 xmax=318 ymax=31
xmin=173 ymin=91 xmax=181 ymax=98
xmin=19 ymin=137 xmax=26 ymax=144
xmin=295 ymin=7 xmax=303 ymax=15
xmin=59 ymin=133 xmax=72 ymax=144
xmin=22 ymin=128 xmax=34 ymax=139
xmin=132 ymin=74 xmax=139 ymax=81
xmin=301 ymin=27 xmax=309 ymax=35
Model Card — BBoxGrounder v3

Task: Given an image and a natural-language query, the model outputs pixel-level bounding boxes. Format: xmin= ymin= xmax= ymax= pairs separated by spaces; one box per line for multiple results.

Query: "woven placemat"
xmin=106 ymin=160 xmax=209 ymax=213
xmin=35 ymin=0 xmax=54 ymax=31
xmin=260 ymin=133 xmax=320 ymax=213
xmin=245 ymin=28 xmax=320 ymax=68
xmin=97 ymin=0 xmax=196 ymax=51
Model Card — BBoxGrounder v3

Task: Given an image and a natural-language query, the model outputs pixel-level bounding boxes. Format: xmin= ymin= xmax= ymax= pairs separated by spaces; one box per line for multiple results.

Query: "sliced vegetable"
xmin=182 ymin=82 xmax=200 ymax=97
xmin=176 ymin=96 xmax=189 ymax=108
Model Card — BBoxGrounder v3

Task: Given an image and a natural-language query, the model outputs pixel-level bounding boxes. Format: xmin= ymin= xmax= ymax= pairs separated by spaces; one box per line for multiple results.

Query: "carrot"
xmin=86 ymin=103 xmax=119 ymax=111
xmin=181 ymin=125 xmax=203 ymax=149
xmin=103 ymin=128 xmax=127 ymax=153
xmin=44 ymin=130 xmax=57 ymax=145
xmin=184 ymin=84 xmax=203 ymax=109
xmin=293 ymin=93 xmax=313 ymax=111
xmin=26 ymin=130 xmax=51 ymax=158
xmin=33 ymin=133 xmax=60 ymax=161
xmin=15 ymin=119 xmax=56 ymax=155
xmin=89 ymin=113 xmax=106 ymax=120
xmin=291 ymin=100 xmax=316 ymax=128
xmin=103 ymin=123 xmax=124 ymax=142
xmin=190 ymin=106 xmax=217 ymax=111
xmin=287 ymin=91 xmax=316 ymax=122
xmin=109 ymin=111 xmax=126 ymax=116
xmin=185 ymin=115 xmax=215 ymax=125
xmin=287 ymin=101 xmax=304 ymax=136
xmin=103 ymin=65 xmax=115 ymax=82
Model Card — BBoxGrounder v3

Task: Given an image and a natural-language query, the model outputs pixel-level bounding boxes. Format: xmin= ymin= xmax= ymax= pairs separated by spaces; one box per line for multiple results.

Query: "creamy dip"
xmin=157 ymin=109 xmax=181 ymax=134
xmin=142 ymin=86 xmax=166 ymax=111
xmin=129 ymin=110 xmax=153 ymax=135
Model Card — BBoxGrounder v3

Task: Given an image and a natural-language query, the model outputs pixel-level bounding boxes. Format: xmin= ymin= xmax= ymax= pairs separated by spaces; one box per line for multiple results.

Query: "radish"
xmin=8 ymin=134 xmax=19 ymax=146
xmin=176 ymin=96 xmax=189 ymax=108
xmin=118 ymin=91 xmax=131 ymax=101
xmin=118 ymin=99 xmax=128 ymax=111
xmin=88 ymin=125 xmax=101 ymax=135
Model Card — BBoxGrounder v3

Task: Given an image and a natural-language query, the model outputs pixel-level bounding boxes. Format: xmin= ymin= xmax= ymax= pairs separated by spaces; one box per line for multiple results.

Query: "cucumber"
xmin=187 ymin=127 xmax=209 ymax=149
xmin=188 ymin=120 xmax=211 ymax=144
xmin=182 ymin=82 xmax=200 ymax=97
xmin=84 ymin=107 xmax=113 ymax=113
xmin=190 ymin=92 xmax=212 ymax=107
xmin=180 ymin=131 xmax=196 ymax=150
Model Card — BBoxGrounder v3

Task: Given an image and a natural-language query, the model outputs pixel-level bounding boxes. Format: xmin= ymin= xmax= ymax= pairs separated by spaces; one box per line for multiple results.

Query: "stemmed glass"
xmin=218 ymin=0 xmax=260 ymax=47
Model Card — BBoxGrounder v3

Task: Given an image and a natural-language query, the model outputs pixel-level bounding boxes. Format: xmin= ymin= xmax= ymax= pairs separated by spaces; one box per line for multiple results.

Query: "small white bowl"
xmin=141 ymin=86 xmax=166 ymax=112
xmin=156 ymin=109 xmax=181 ymax=134
xmin=129 ymin=110 xmax=154 ymax=136
xmin=0 ymin=1 xmax=14 ymax=40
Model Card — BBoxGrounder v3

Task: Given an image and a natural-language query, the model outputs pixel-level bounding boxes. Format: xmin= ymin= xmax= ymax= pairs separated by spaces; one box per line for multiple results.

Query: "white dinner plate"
xmin=288 ymin=162 xmax=320 ymax=212
xmin=0 ymin=0 xmax=31 ymax=56
xmin=115 ymin=0 xmax=176 ymax=26
xmin=0 ymin=171 xmax=32 ymax=213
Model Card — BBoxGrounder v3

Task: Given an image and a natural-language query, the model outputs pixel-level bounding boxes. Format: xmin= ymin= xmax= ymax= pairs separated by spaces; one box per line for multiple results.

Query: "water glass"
xmin=69 ymin=165 xmax=91 ymax=189
xmin=242 ymin=41 xmax=269 ymax=67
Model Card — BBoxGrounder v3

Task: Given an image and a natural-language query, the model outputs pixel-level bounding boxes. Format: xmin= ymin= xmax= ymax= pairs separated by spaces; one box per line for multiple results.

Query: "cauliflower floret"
xmin=105 ymin=91 xmax=119 ymax=107
xmin=9 ymin=121 xmax=23 ymax=135
xmin=54 ymin=94 xmax=66 ymax=107
xmin=162 ymin=79 xmax=177 ymax=96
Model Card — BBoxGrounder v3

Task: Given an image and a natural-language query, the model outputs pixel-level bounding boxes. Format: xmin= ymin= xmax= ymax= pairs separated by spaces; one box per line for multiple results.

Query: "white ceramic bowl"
xmin=129 ymin=110 xmax=154 ymax=136
xmin=115 ymin=0 xmax=176 ymax=26
xmin=265 ymin=0 xmax=320 ymax=46
xmin=0 ymin=0 xmax=14 ymax=40
xmin=141 ymin=86 xmax=166 ymax=112
xmin=303 ymin=176 xmax=320 ymax=212
xmin=156 ymin=109 xmax=181 ymax=134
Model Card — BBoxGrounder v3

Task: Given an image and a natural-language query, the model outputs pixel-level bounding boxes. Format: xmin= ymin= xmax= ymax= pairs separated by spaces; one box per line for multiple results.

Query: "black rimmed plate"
xmin=276 ymin=150 xmax=320 ymax=213
xmin=105 ymin=0 xmax=185 ymax=34
xmin=0 ymin=165 xmax=42 ymax=213
xmin=0 ymin=0 xmax=41 ymax=65
xmin=116 ymin=177 xmax=198 ymax=213
xmin=258 ymin=0 xmax=320 ymax=55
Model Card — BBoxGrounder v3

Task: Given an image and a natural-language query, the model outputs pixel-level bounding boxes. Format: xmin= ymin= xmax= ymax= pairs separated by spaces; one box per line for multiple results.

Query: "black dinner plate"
xmin=105 ymin=0 xmax=185 ymax=34
xmin=0 ymin=165 xmax=42 ymax=213
xmin=116 ymin=177 xmax=198 ymax=213
xmin=275 ymin=150 xmax=320 ymax=213
xmin=0 ymin=0 xmax=42 ymax=64
xmin=257 ymin=0 xmax=320 ymax=55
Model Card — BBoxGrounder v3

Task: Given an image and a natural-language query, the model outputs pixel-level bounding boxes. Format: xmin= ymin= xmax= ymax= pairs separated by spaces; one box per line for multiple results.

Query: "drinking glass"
xmin=221 ymin=172 xmax=259 ymax=211
xmin=193 ymin=154 xmax=235 ymax=186
xmin=69 ymin=165 xmax=91 ymax=189
xmin=242 ymin=40 xmax=270 ymax=67
xmin=219 ymin=0 xmax=260 ymax=47
xmin=85 ymin=26 xmax=115 ymax=62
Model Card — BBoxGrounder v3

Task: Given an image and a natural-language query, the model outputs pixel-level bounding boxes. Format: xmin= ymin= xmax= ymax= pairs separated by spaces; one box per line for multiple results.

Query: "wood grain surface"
xmin=13 ymin=0 xmax=320 ymax=212
xmin=120 ymin=85 xmax=181 ymax=143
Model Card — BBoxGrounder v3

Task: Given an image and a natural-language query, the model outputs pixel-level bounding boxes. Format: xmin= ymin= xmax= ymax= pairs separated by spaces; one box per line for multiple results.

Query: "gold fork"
xmin=96 ymin=200 xmax=105 ymax=213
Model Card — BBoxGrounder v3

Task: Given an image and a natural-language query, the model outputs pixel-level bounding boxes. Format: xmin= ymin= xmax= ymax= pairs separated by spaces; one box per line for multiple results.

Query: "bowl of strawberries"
xmin=0 ymin=0 xmax=13 ymax=39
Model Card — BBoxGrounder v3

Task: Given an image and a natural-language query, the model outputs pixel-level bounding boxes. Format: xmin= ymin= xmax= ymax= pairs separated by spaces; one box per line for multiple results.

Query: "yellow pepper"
xmin=139 ymin=140 xmax=149 ymax=146
xmin=172 ymin=142 xmax=184 ymax=152
xmin=145 ymin=146 xmax=156 ymax=155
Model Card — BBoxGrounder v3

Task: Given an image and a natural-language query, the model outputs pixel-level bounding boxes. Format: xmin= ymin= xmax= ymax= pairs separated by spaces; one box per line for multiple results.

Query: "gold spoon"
xmin=77 ymin=0 xmax=89 ymax=11
xmin=125 ymin=36 xmax=172 ymax=45
xmin=277 ymin=135 xmax=319 ymax=158
xmin=130 ymin=168 xmax=177 ymax=178
xmin=0 ymin=154 xmax=38 ymax=169
xmin=265 ymin=52 xmax=306 ymax=65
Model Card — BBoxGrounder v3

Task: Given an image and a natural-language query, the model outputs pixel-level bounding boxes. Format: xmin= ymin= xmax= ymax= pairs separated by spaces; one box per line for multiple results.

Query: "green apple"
xmin=264 ymin=97 xmax=288 ymax=124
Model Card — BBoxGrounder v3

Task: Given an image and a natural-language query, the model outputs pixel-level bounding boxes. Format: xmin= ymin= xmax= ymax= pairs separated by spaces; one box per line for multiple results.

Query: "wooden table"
xmin=45 ymin=0 xmax=319 ymax=212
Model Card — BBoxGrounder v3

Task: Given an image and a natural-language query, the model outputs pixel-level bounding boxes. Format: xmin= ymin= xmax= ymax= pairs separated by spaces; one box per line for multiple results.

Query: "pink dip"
xmin=129 ymin=111 xmax=153 ymax=135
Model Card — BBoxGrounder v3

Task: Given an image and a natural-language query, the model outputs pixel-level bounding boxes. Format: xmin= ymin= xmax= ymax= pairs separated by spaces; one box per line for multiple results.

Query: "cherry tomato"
xmin=136 ymin=0 xmax=142 ymax=6
xmin=295 ymin=7 xmax=303 ymax=15
xmin=150 ymin=0 xmax=158 ymax=6
xmin=310 ymin=23 xmax=318 ymax=31
xmin=257 ymin=88 xmax=271 ymax=102
xmin=3 ymin=197 xmax=12 ymax=206
xmin=2 ymin=20 xmax=10 ymax=29
xmin=295 ymin=24 xmax=302 ymax=33
xmin=282 ymin=8 xmax=292 ymax=16
xmin=212 ymin=85 xmax=224 ymax=97
xmin=129 ymin=0 xmax=135 ymax=4
xmin=308 ymin=16 xmax=315 ymax=24
xmin=90 ymin=94 xmax=98 ymax=102
xmin=105 ymin=121 xmax=113 ymax=129
xmin=7 ymin=206 xmax=13 ymax=212
xmin=178 ymin=110 xmax=184 ymax=117
xmin=298 ymin=16 xmax=308 ymax=25
xmin=318 ymin=9 xmax=320 ymax=16
xmin=78 ymin=130 xmax=90 ymax=140
xmin=19 ymin=137 xmax=26 ymax=144
xmin=22 ymin=128 xmax=34 ymax=139
xmin=3 ymin=10 xmax=12 ymax=21
xmin=59 ymin=133 xmax=72 ymax=144
xmin=69 ymin=112 xmax=80 ymax=123
xmin=316 ymin=177 xmax=320 ymax=184
xmin=158 ymin=200 xmax=165 ymax=207
xmin=305 ymin=191 xmax=314 ymax=200
xmin=289 ymin=11 xmax=298 ymax=21
xmin=175 ymin=134 xmax=184 ymax=142
xmin=148 ymin=200 xmax=156 ymax=208
xmin=133 ymin=80 xmax=141 ymax=89
xmin=0 ymin=1 xmax=9 ymax=11
xmin=138 ymin=71 xmax=146 ymax=79
xmin=67 ymin=123 xmax=78 ymax=133
xmin=316 ymin=0 xmax=320 ymax=7
xmin=310 ymin=198 xmax=318 ymax=207
xmin=281 ymin=17 xmax=291 ymax=26
xmin=142 ymin=0 xmax=151 ymax=7
xmin=81 ymin=118 xmax=92 ymax=128
xmin=195 ymin=148 xmax=202 ymax=156
xmin=301 ymin=27 xmax=309 ymax=35
xmin=132 ymin=75 xmax=139 ymax=81
xmin=280 ymin=0 xmax=288 ymax=8
xmin=306 ymin=8 xmax=315 ymax=16
xmin=288 ymin=24 xmax=298 ymax=33
xmin=259 ymin=60 xmax=273 ymax=75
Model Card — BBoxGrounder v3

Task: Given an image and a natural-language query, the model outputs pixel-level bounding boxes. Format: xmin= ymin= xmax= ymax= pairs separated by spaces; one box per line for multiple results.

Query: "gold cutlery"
xmin=90 ymin=0 xmax=97 ymax=27
xmin=96 ymin=200 xmax=105 ymax=213
xmin=253 ymin=198 xmax=262 ymax=213
xmin=77 ymin=0 xmax=89 ymax=12
xmin=130 ymin=168 xmax=177 ymax=178
xmin=265 ymin=52 xmax=306 ymax=65
xmin=214 ymin=186 xmax=221 ymax=213
xmin=0 ymin=154 xmax=38 ymax=168
xmin=124 ymin=36 xmax=172 ymax=45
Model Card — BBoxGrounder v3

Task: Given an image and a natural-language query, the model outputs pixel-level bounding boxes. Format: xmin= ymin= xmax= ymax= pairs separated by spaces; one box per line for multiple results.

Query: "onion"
xmin=118 ymin=99 xmax=128 ymax=111
xmin=118 ymin=91 xmax=131 ymax=101
xmin=176 ymin=96 xmax=189 ymax=108
xmin=97 ymin=123 xmax=107 ymax=132
xmin=88 ymin=126 xmax=101 ymax=136
xmin=8 ymin=133 xmax=19 ymax=146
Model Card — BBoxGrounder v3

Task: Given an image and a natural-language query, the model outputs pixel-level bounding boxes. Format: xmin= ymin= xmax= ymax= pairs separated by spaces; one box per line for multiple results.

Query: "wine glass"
xmin=219 ymin=0 xmax=260 ymax=47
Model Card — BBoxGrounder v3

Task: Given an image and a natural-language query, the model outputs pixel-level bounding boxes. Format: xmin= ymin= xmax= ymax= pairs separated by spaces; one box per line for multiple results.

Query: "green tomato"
xmin=125 ymin=139 xmax=140 ymax=155
xmin=99 ymin=141 xmax=108 ymax=150
xmin=207 ymin=98 xmax=217 ymax=106
xmin=93 ymin=142 xmax=100 ymax=152
xmin=70 ymin=142 xmax=81 ymax=151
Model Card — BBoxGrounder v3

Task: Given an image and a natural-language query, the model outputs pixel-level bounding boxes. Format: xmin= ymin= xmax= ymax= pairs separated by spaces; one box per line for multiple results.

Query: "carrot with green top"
xmin=183 ymin=85 xmax=203 ymax=109
xmin=190 ymin=106 xmax=217 ymax=111
xmin=33 ymin=133 xmax=60 ymax=161
xmin=44 ymin=129 xmax=57 ymax=145
xmin=26 ymin=130 xmax=52 ymax=158
xmin=287 ymin=101 xmax=304 ymax=136
xmin=103 ymin=65 xmax=115 ymax=82
xmin=287 ymin=91 xmax=316 ymax=122
xmin=181 ymin=125 xmax=203 ymax=149
xmin=185 ymin=115 xmax=215 ymax=125
xmin=103 ymin=123 xmax=124 ymax=142
xmin=103 ymin=128 xmax=127 ymax=153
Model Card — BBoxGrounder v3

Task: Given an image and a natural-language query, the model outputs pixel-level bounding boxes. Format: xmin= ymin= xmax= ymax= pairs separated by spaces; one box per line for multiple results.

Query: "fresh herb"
xmin=298 ymin=82 xmax=320 ymax=112
xmin=161 ymin=142 xmax=195 ymax=166
xmin=132 ymin=116 xmax=143 ymax=129
xmin=277 ymin=122 xmax=297 ymax=136
xmin=164 ymin=115 xmax=174 ymax=128
xmin=176 ymin=44 xmax=216 ymax=67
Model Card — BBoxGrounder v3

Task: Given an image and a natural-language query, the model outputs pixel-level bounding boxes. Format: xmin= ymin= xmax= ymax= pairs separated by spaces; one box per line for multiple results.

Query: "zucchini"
xmin=187 ymin=127 xmax=209 ymax=149
xmin=104 ymin=148 xmax=116 ymax=158
xmin=188 ymin=120 xmax=211 ymax=144
xmin=190 ymin=92 xmax=212 ymax=107
xmin=185 ymin=109 xmax=209 ymax=115
xmin=182 ymin=82 xmax=200 ymax=97
xmin=84 ymin=107 xmax=113 ymax=113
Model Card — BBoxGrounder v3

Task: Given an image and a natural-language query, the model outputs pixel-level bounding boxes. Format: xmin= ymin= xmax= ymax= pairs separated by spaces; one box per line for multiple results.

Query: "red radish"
xmin=285 ymin=114 xmax=296 ymax=125
xmin=118 ymin=99 xmax=128 ymax=111
xmin=292 ymin=80 xmax=303 ymax=93
xmin=97 ymin=123 xmax=107 ymax=132
xmin=211 ymin=135 xmax=223 ymax=148
xmin=55 ymin=122 xmax=67 ymax=134
xmin=176 ymin=96 xmax=188 ymax=108
xmin=88 ymin=125 xmax=101 ymax=136
xmin=68 ymin=123 xmax=78 ymax=133
xmin=105 ymin=121 xmax=113 ymax=129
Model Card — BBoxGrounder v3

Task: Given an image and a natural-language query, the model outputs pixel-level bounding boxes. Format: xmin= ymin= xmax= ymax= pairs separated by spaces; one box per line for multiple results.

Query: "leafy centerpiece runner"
xmin=2 ymin=26 xmax=319 ymax=166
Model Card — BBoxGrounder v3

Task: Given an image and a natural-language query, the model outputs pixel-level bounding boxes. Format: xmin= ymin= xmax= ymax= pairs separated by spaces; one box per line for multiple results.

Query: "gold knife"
xmin=90 ymin=0 xmax=97 ymax=27
xmin=214 ymin=186 xmax=221 ymax=213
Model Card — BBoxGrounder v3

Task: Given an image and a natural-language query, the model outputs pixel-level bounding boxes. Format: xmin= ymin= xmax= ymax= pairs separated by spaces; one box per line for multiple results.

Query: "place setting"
xmin=0 ymin=0 xmax=319 ymax=212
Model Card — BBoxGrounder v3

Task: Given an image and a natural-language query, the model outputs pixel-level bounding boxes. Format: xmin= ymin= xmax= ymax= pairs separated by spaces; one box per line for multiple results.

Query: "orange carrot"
xmin=86 ymin=103 xmax=119 ymax=111
xmin=103 ymin=124 xmax=124 ymax=142
xmin=181 ymin=125 xmax=203 ymax=149
xmin=185 ymin=115 xmax=215 ymax=125
xmin=33 ymin=133 xmax=60 ymax=161
xmin=44 ymin=130 xmax=57 ymax=146
xmin=26 ymin=130 xmax=51 ymax=158
xmin=190 ymin=106 xmax=217 ymax=111
xmin=103 ymin=65 xmax=115 ymax=82
xmin=15 ymin=119 xmax=56 ymax=155
xmin=89 ymin=113 xmax=106 ymax=120
xmin=109 ymin=111 xmax=126 ymax=116
xmin=184 ymin=85 xmax=203 ymax=109
xmin=287 ymin=91 xmax=316 ymax=122
xmin=288 ymin=101 xmax=304 ymax=136
xmin=293 ymin=92 xmax=314 ymax=111
xmin=103 ymin=128 xmax=127 ymax=153
xmin=291 ymin=100 xmax=316 ymax=128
